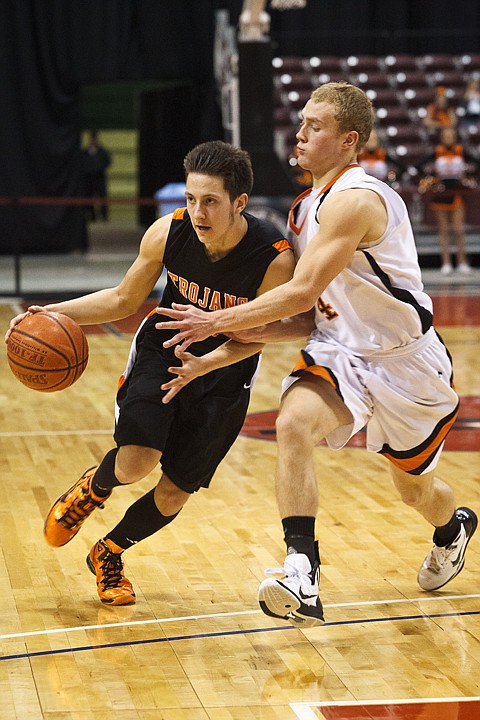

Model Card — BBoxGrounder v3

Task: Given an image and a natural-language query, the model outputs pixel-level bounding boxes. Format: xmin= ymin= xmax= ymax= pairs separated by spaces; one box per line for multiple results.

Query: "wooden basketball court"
xmin=1 ymin=291 xmax=479 ymax=720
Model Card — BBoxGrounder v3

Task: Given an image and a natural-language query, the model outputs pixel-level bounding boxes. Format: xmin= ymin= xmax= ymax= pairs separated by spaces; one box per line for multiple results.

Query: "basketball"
xmin=6 ymin=311 xmax=89 ymax=392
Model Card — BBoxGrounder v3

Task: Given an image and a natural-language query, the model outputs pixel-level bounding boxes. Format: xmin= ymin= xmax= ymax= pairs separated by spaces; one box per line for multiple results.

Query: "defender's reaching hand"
xmin=155 ymin=303 xmax=219 ymax=351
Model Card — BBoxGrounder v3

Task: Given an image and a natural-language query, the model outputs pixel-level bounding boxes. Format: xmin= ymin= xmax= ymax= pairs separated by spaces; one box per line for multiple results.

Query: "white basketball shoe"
xmin=258 ymin=543 xmax=325 ymax=627
xmin=418 ymin=507 xmax=477 ymax=591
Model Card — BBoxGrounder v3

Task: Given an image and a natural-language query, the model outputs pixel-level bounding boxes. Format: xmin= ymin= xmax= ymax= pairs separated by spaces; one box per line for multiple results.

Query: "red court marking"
xmin=241 ymin=396 xmax=479 ymax=450
xmin=432 ymin=295 xmax=480 ymax=327
xmin=314 ymin=698 xmax=480 ymax=719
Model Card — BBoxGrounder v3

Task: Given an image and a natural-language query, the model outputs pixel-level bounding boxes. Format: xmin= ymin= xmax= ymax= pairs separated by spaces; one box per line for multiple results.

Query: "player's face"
xmin=295 ymin=99 xmax=352 ymax=178
xmin=185 ymin=173 xmax=246 ymax=248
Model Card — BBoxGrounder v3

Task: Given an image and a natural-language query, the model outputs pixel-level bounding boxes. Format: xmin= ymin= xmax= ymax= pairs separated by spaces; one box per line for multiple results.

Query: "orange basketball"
xmin=6 ymin=311 xmax=89 ymax=392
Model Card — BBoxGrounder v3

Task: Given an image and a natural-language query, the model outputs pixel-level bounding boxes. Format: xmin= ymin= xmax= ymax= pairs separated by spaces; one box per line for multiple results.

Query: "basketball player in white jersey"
xmin=156 ymin=83 xmax=477 ymax=627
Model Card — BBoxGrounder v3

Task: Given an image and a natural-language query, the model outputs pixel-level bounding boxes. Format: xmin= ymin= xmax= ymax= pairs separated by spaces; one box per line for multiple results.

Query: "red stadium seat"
xmin=349 ymin=71 xmax=391 ymax=89
xmin=284 ymin=88 xmax=312 ymax=109
xmin=381 ymin=54 xmax=419 ymax=72
xmin=393 ymin=142 xmax=431 ymax=165
xmin=308 ymin=56 xmax=343 ymax=73
xmin=385 ymin=125 xmax=426 ymax=144
xmin=427 ymin=70 xmax=466 ymax=90
xmin=375 ymin=106 xmax=412 ymax=126
xmin=394 ymin=71 xmax=431 ymax=89
xmin=344 ymin=55 xmax=381 ymax=72
xmin=367 ymin=88 xmax=402 ymax=107
xmin=272 ymin=56 xmax=307 ymax=74
xmin=276 ymin=71 xmax=314 ymax=90
xmin=400 ymin=87 xmax=437 ymax=108
xmin=314 ymin=70 xmax=349 ymax=85
xmin=457 ymin=54 xmax=480 ymax=72
xmin=419 ymin=54 xmax=458 ymax=72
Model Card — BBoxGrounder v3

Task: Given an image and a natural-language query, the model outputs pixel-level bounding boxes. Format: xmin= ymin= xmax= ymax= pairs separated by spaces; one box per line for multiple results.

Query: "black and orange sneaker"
xmin=86 ymin=538 xmax=136 ymax=605
xmin=44 ymin=467 xmax=111 ymax=547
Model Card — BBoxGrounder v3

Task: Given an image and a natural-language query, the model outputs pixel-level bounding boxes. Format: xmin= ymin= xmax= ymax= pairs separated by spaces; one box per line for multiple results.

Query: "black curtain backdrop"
xmin=0 ymin=0 xmax=479 ymax=254
xmin=0 ymin=0 xmax=218 ymax=254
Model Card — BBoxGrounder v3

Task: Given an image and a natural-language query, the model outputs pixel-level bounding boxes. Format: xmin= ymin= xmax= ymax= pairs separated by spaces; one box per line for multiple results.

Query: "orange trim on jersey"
xmin=117 ymin=374 xmax=127 ymax=392
xmin=288 ymin=163 xmax=359 ymax=236
xmin=381 ymin=407 xmax=459 ymax=473
xmin=288 ymin=187 xmax=314 ymax=236
xmin=172 ymin=207 xmax=186 ymax=220
xmin=291 ymin=354 xmax=336 ymax=389
xmin=273 ymin=239 xmax=293 ymax=253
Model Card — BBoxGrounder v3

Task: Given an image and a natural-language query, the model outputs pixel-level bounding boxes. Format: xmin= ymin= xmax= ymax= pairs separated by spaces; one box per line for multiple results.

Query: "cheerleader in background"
xmin=422 ymin=127 xmax=477 ymax=275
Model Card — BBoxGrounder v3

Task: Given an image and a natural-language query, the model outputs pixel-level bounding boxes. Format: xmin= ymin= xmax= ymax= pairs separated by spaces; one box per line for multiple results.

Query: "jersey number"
xmin=317 ymin=296 xmax=338 ymax=320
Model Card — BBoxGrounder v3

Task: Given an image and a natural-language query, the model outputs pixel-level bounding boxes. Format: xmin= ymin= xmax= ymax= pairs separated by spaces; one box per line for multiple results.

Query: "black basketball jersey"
xmin=140 ymin=208 xmax=292 ymax=357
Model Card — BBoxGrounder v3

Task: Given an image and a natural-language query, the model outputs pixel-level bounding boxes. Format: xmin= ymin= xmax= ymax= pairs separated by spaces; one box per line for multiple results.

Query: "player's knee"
xmin=154 ymin=475 xmax=189 ymax=516
xmin=276 ymin=407 xmax=311 ymax=444
xmin=116 ymin=445 xmax=161 ymax=483
xmin=396 ymin=479 xmax=431 ymax=509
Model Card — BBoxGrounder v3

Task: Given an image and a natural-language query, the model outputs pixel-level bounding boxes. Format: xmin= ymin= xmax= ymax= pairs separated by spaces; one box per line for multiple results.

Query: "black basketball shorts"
xmin=114 ymin=336 xmax=257 ymax=493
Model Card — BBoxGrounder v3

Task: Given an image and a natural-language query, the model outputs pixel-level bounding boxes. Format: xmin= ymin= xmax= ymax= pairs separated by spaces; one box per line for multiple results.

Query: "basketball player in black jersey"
xmin=6 ymin=141 xmax=295 ymax=605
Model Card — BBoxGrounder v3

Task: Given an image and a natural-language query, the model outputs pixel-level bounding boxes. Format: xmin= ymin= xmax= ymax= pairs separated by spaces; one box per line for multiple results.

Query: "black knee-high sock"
xmin=105 ymin=488 xmax=180 ymax=550
xmin=282 ymin=516 xmax=317 ymax=565
xmin=91 ymin=448 xmax=123 ymax=497
xmin=433 ymin=511 xmax=461 ymax=547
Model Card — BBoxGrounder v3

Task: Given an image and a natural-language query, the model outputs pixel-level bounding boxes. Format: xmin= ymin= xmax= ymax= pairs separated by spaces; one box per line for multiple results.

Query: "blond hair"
xmin=310 ymin=82 xmax=374 ymax=151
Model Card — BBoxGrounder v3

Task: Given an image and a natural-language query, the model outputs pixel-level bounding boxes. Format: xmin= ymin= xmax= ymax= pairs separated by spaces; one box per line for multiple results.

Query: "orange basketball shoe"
xmin=86 ymin=539 xmax=136 ymax=605
xmin=44 ymin=467 xmax=111 ymax=547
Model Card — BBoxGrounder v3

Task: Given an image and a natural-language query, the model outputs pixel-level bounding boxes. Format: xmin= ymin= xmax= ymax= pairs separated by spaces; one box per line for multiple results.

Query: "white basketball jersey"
xmin=287 ymin=165 xmax=433 ymax=356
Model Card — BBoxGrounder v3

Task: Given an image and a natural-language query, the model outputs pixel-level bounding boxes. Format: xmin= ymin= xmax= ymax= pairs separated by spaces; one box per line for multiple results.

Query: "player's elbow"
xmin=292 ymin=288 xmax=317 ymax=315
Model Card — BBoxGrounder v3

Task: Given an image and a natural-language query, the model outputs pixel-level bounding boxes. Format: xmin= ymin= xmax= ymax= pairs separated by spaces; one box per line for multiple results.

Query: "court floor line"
xmin=1 ymin=609 xmax=480 ymax=662
xmin=0 ymin=429 xmax=113 ymax=437
xmin=1 ymin=592 xmax=479 ymax=641
xmin=293 ymin=696 xmax=480 ymax=707
xmin=290 ymin=697 xmax=480 ymax=720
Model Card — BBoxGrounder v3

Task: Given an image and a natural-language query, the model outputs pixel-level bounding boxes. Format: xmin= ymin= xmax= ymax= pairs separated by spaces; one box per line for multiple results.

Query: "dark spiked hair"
xmin=184 ymin=140 xmax=254 ymax=201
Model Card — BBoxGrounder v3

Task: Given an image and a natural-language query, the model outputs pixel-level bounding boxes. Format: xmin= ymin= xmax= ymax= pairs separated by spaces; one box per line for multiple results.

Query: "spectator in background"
xmin=82 ymin=130 xmax=112 ymax=222
xmin=423 ymin=87 xmax=457 ymax=138
xmin=420 ymin=126 xmax=477 ymax=275
xmin=357 ymin=127 xmax=406 ymax=185
xmin=459 ymin=78 xmax=480 ymax=129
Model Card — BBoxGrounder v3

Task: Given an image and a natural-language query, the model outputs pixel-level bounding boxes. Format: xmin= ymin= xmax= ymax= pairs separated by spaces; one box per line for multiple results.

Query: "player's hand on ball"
xmin=4 ymin=305 xmax=45 ymax=343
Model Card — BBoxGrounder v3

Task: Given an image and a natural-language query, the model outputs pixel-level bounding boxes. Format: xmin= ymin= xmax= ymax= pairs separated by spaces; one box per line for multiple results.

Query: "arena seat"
xmin=419 ymin=54 xmax=459 ymax=71
xmin=344 ymin=55 xmax=381 ymax=72
xmin=284 ymin=88 xmax=312 ymax=109
xmin=385 ymin=125 xmax=426 ymax=144
xmin=308 ymin=56 xmax=343 ymax=73
xmin=393 ymin=142 xmax=431 ymax=166
xmin=427 ymin=69 xmax=466 ymax=90
xmin=457 ymin=54 xmax=480 ymax=72
xmin=394 ymin=71 xmax=432 ymax=90
xmin=367 ymin=88 xmax=402 ymax=107
xmin=272 ymin=56 xmax=308 ymax=74
xmin=400 ymin=87 xmax=436 ymax=109
xmin=349 ymin=71 xmax=392 ymax=90
xmin=276 ymin=71 xmax=314 ymax=90
xmin=314 ymin=70 xmax=349 ymax=85
xmin=375 ymin=106 xmax=412 ymax=126
xmin=381 ymin=54 xmax=418 ymax=72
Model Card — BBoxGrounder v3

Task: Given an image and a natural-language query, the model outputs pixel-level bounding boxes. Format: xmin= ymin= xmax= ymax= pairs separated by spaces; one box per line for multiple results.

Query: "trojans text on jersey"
xmin=167 ymin=271 xmax=248 ymax=310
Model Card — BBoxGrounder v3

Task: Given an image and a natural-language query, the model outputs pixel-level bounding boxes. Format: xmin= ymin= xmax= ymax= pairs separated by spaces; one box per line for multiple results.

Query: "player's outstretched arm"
xmin=160 ymin=338 xmax=265 ymax=403
xmin=155 ymin=189 xmax=384 ymax=350
xmin=5 ymin=215 xmax=171 ymax=340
